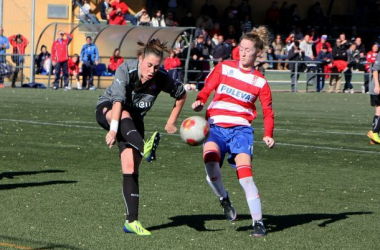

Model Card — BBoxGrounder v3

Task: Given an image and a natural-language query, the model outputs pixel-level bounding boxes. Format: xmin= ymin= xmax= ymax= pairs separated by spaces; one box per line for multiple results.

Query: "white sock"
xmin=205 ymin=162 xmax=227 ymax=199
xmin=239 ymin=176 xmax=262 ymax=221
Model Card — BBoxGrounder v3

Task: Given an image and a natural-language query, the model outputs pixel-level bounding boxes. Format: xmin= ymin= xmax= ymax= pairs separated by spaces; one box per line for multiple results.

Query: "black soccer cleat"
xmin=219 ymin=194 xmax=237 ymax=221
xmin=250 ymin=219 xmax=266 ymax=237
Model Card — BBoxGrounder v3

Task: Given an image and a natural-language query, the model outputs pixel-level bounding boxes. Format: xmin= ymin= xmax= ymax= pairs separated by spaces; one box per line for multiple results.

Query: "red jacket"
xmin=108 ymin=56 xmax=124 ymax=71
xmin=315 ymin=41 xmax=332 ymax=55
xmin=8 ymin=35 xmax=29 ymax=54
xmin=232 ymin=46 xmax=239 ymax=60
xmin=51 ymin=33 xmax=73 ymax=63
xmin=365 ymin=51 xmax=378 ymax=72
xmin=164 ymin=57 xmax=181 ymax=71
xmin=68 ymin=58 xmax=79 ymax=75
xmin=109 ymin=2 xmax=128 ymax=25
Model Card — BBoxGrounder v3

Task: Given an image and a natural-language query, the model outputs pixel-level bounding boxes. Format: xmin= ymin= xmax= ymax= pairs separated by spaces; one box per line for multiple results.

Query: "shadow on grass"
xmin=242 ymin=212 xmax=373 ymax=233
xmin=0 ymin=234 xmax=84 ymax=250
xmin=0 ymin=170 xmax=66 ymax=180
xmin=0 ymin=181 xmax=77 ymax=190
xmin=148 ymin=212 xmax=372 ymax=233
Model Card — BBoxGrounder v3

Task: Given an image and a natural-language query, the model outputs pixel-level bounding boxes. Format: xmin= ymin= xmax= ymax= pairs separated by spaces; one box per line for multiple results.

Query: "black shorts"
xmin=370 ymin=95 xmax=380 ymax=107
xmin=95 ymin=101 xmax=145 ymax=153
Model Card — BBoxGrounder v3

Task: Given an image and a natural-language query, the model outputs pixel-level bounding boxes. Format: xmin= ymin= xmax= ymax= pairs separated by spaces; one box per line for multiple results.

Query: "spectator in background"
xmin=364 ymin=44 xmax=379 ymax=93
xmin=329 ymin=38 xmax=347 ymax=93
xmin=315 ymin=34 xmax=331 ymax=55
xmin=292 ymin=26 xmax=304 ymax=41
xmin=289 ymin=4 xmax=301 ymax=26
xmin=109 ymin=0 xmax=128 ymax=25
xmin=208 ymin=22 xmax=221 ymax=38
xmin=136 ymin=7 xmax=151 ymax=26
xmin=265 ymin=1 xmax=280 ymax=32
xmin=344 ymin=43 xmax=360 ymax=93
xmin=223 ymin=0 xmax=239 ymax=29
xmin=68 ymin=54 xmax=81 ymax=89
xmin=271 ymin=34 xmax=287 ymax=70
xmin=151 ymin=10 xmax=166 ymax=27
xmin=196 ymin=14 xmax=214 ymax=31
xmin=240 ymin=14 xmax=253 ymax=34
xmin=80 ymin=36 xmax=99 ymax=90
xmin=238 ymin=0 xmax=252 ymax=21
xmin=288 ymin=40 xmax=304 ymax=92
xmin=0 ymin=27 xmax=9 ymax=88
xmin=200 ymin=0 xmax=218 ymax=22
xmin=299 ymin=34 xmax=314 ymax=62
xmin=355 ymin=37 xmax=366 ymax=56
xmin=51 ymin=30 xmax=72 ymax=90
xmin=285 ymin=33 xmax=296 ymax=53
xmin=194 ymin=34 xmax=211 ymax=89
xmin=307 ymin=1 xmax=325 ymax=27
xmin=108 ymin=48 xmax=124 ymax=74
xmin=123 ymin=1 xmax=137 ymax=25
xmin=99 ymin=0 xmax=110 ymax=21
xmin=339 ymin=33 xmax=350 ymax=49
xmin=35 ymin=45 xmax=51 ymax=75
xmin=180 ymin=11 xmax=196 ymax=27
xmin=195 ymin=22 xmax=210 ymax=42
xmin=164 ymin=49 xmax=182 ymax=82
xmin=79 ymin=0 xmax=92 ymax=22
xmin=167 ymin=0 xmax=178 ymax=20
xmin=212 ymin=35 xmax=231 ymax=65
xmin=316 ymin=44 xmax=332 ymax=92
xmin=9 ymin=34 xmax=28 ymax=88
xmin=224 ymin=24 xmax=240 ymax=43
xmin=165 ymin=11 xmax=178 ymax=27
xmin=279 ymin=2 xmax=290 ymax=33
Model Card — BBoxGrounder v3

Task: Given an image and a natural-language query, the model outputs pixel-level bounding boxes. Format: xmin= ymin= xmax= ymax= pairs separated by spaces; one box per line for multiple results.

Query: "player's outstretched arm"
xmin=165 ymin=92 xmax=187 ymax=134
xmin=263 ymin=136 xmax=275 ymax=149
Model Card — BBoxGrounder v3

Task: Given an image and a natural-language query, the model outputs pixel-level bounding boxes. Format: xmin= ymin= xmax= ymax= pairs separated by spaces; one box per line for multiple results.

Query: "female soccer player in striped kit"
xmin=192 ymin=26 xmax=275 ymax=237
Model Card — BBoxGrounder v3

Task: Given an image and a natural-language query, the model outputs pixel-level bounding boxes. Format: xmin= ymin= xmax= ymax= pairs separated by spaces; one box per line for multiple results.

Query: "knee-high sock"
xmin=122 ymin=174 xmax=139 ymax=222
xmin=239 ymin=176 xmax=262 ymax=221
xmin=205 ymin=162 xmax=227 ymax=199
xmin=120 ymin=118 xmax=144 ymax=156
xmin=372 ymin=115 xmax=380 ymax=133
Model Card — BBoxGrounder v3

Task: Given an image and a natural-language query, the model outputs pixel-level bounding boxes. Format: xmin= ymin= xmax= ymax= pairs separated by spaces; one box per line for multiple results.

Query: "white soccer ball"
xmin=180 ymin=116 xmax=210 ymax=146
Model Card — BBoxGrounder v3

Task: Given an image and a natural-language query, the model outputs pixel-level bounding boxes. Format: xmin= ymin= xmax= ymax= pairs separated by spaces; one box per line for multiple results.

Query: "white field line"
xmin=0 ymin=118 xmax=378 ymax=154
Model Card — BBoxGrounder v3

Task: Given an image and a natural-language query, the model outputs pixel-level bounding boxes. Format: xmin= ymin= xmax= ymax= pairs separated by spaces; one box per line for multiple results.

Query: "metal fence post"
xmin=294 ymin=61 xmax=298 ymax=92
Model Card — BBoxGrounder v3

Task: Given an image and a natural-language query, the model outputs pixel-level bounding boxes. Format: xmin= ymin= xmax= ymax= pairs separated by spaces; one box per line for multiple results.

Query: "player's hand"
xmin=105 ymin=130 xmax=117 ymax=148
xmin=263 ymin=136 xmax=275 ymax=149
xmin=375 ymin=86 xmax=380 ymax=94
xmin=165 ymin=123 xmax=177 ymax=134
xmin=192 ymin=100 xmax=204 ymax=112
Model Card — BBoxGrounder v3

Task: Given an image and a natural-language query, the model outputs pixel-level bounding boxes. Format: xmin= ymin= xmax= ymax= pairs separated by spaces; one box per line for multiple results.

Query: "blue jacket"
xmin=0 ymin=35 xmax=10 ymax=54
xmin=80 ymin=43 xmax=99 ymax=63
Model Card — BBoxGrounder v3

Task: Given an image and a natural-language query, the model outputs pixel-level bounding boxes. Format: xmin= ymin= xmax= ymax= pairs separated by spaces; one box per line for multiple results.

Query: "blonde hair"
xmin=137 ymin=38 xmax=169 ymax=58
xmin=240 ymin=26 xmax=269 ymax=50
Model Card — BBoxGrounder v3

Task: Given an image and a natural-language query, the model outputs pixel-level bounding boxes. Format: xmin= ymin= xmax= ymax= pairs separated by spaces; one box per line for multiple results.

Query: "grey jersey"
xmin=97 ymin=59 xmax=185 ymax=117
xmin=370 ymin=53 xmax=380 ymax=95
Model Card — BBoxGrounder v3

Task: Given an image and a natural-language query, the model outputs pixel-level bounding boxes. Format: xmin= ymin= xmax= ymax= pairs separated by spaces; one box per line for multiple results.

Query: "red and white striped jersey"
xmin=196 ymin=60 xmax=274 ymax=138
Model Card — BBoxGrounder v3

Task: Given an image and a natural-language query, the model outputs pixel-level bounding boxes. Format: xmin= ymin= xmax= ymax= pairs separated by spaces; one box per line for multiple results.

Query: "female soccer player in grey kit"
xmin=96 ymin=39 xmax=187 ymax=236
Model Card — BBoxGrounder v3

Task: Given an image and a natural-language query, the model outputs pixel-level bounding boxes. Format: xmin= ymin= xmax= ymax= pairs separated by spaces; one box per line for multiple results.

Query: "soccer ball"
xmin=180 ymin=116 xmax=209 ymax=146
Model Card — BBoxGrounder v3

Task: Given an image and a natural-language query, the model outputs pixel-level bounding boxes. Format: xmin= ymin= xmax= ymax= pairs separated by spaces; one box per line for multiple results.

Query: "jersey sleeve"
xmin=196 ymin=63 xmax=222 ymax=103
xmin=109 ymin=63 xmax=130 ymax=103
xmin=161 ymin=71 xmax=186 ymax=99
xmin=372 ymin=53 xmax=380 ymax=72
xmin=259 ymin=82 xmax=274 ymax=138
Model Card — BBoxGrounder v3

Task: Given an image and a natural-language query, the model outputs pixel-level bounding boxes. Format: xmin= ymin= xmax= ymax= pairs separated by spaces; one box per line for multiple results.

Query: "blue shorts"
xmin=205 ymin=124 xmax=254 ymax=167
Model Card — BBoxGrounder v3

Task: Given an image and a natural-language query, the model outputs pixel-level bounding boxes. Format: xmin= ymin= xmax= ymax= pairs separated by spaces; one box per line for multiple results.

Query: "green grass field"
xmin=0 ymin=88 xmax=379 ymax=250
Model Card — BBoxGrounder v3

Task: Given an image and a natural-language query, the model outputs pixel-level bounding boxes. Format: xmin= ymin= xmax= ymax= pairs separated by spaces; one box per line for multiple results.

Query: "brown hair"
xmin=137 ymin=38 xmax=169 ymax=58
xmin=240 ymin=26 xmax=269 ymax=50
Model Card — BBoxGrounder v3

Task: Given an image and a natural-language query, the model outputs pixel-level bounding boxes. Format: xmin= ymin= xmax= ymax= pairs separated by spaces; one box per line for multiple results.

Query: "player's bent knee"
xmin=203 ymin=150 xmax=221 ymax=163
xmin=236 ymin=165 xmax=253 ymax=179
